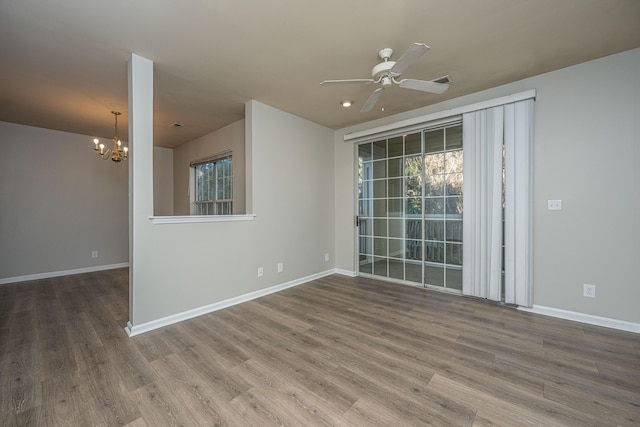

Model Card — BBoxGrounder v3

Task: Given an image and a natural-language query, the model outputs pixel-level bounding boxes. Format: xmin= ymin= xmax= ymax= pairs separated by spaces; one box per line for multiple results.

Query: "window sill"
xmin=148 ymin=214 xmax=256 ymax=225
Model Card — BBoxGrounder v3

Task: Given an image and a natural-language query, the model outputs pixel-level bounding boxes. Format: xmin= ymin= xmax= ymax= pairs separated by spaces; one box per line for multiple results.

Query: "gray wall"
xmin=129 ymin=100 xmax=334 ymax=326
xmin=335 ymin=48 xmax=640 ymax=324
xmin=172 ymin=119 xmax=246 ymax=215
xmin=0 ymin=121 xmax=128 ymax=281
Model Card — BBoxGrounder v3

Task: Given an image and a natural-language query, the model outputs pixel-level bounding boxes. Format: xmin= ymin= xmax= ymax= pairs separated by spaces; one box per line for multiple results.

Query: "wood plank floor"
xmin=1 ymin=268 xmax=639 ymax=426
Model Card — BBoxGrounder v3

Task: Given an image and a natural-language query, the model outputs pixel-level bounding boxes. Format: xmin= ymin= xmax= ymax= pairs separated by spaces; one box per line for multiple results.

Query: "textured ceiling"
xmin=1 ymin=0 xmax=639 ymax=148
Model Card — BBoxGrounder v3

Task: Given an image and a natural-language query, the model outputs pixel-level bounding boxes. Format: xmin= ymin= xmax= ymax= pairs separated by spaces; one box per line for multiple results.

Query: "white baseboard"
xmin=335 ymin=268 xmax=357 ymax=277
xmin=125 ymin=268 xmax=337 ymax=337
xmin=518 ymin=305 xmax=640 ymax=334
xmin=0 ymin=263 xmax=129 ymax=285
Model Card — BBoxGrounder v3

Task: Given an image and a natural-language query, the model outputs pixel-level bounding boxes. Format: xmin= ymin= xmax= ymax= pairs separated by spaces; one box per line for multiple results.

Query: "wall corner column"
xmin=127 ymin=53 xmax=154 ymax=332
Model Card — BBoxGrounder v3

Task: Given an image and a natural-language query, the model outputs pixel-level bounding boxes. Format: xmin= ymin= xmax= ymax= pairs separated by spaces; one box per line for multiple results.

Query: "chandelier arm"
xmin=97 ymin=149 xmax=111 ymax=160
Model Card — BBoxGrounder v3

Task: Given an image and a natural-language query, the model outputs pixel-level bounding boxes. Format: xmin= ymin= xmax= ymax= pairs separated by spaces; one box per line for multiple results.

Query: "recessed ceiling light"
xmin=340 ymin=99 xmax=354 ymax=108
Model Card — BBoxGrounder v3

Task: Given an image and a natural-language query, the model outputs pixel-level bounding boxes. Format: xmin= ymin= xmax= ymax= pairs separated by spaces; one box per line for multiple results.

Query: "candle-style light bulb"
xmin=93 ymin=138 xmax=99 ymax=150
xmin=123 ymin=146 xmax=128 ymax=159
xmin=99 ymin=143 xmax=105 ymax=155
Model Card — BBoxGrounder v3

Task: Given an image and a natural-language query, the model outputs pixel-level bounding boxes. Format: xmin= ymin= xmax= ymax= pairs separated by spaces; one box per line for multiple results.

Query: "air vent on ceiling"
xmin=432 ymin=75 xmax=452 ymax=84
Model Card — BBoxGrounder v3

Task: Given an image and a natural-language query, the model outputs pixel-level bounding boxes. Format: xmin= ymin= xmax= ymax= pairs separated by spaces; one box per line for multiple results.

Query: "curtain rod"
xmin=344 ymin=89 xmax=536 ymax=143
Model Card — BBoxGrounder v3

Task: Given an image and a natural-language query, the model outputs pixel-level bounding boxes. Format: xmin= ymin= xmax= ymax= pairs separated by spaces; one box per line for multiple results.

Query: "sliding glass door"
xmin=357 ymin=123 xmax=463 ymax=291
xmin=423 ymin=125 xmax=463 ymax=290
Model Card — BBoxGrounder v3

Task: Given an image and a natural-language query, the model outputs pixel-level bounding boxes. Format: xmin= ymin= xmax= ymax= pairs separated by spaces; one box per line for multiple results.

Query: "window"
xmin=192 ymin=154 xmax=232 ymax=215
xmin=357 ymin=123 xmax=463 ymax=291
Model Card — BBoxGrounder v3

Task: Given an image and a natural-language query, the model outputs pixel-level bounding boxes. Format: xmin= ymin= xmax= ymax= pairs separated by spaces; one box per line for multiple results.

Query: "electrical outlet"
xmin=91 ymin=250 xmax=98 ymax=259
xmin=257 ymin=267 xmax=264 ymax=277
xmin=547 ymin=200 xmax=562 ymax=210
xmin=324 ymin=253 xmax=329 ymax=262
xmin=583 ymin=284 xmax=596 ymax=298
xmin=277 ymin=262 xmax=283 ymax=273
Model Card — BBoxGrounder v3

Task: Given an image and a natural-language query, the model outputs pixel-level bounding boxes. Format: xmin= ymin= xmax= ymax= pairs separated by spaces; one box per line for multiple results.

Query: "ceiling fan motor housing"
xmin=372 ymin=60 xmax=397 ymax=79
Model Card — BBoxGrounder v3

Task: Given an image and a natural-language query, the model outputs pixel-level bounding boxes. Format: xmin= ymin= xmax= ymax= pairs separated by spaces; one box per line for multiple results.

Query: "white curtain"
xmin=504 ymin=100 xmax=534 ymax=306
xmin=462 ymin=99 xmax=534 ymax=306
xmin=462 ymin=107 xmax=504 ymax=301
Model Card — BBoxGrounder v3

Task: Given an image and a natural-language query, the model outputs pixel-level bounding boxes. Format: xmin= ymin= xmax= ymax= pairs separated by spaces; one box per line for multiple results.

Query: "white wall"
xmin=172 ymin=120 xmax=245 ymax=215
xmin=153 ymin=147 xmax=174 ymax=216
xmin=0 ymin=121 xmax=128 ymax=281
xmin=335 ymin=49 xmax=640 ymax=324
xmin=129 ymin=98 xmax=334 ymax=326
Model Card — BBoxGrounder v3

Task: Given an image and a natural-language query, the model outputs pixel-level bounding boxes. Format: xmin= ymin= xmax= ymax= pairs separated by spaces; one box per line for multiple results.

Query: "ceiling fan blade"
xmin=321 ymin=79 xmax=375 ymax=85
xmin=398 ymin=78 xmax=449 ymax=94
xmin=390 ymin=43 xmax=430 ymax=75
xmin=361 ymin=88 xmax=383 ymax=112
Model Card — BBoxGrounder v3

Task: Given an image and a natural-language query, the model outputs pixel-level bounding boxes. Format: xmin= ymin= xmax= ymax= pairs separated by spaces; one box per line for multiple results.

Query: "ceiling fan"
xmin=321 ymin=43 xmax=450 ymax=112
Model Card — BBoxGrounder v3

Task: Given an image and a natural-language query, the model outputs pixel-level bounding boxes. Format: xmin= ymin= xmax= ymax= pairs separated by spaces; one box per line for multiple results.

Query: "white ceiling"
xmin=1 ymin=0 xmax=639 ymax=148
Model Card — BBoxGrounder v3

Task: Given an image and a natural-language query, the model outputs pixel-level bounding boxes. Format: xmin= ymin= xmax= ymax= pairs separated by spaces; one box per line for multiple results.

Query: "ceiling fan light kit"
xmin=321 ymin=43 xmax=450 ymax=112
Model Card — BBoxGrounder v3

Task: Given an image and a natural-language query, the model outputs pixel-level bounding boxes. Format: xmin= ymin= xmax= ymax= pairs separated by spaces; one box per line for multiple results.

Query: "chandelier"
xmin=92 ymin=111 xmax=128 ymax=162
